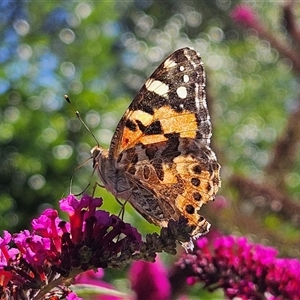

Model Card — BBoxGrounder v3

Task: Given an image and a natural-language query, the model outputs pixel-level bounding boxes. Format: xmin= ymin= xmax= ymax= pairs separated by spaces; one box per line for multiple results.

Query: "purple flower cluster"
xmin=0 ymin=194 xmax=141 ymax=299
xmin=177 ymin=235 xmax=300 ymax=299
xmin=1 ymin=193 xmax=299 ymax=299
xmin=0 ymin=194 xmax=191 ymax=299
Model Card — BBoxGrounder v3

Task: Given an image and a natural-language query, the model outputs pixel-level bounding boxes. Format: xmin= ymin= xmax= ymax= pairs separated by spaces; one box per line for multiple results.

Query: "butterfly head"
xmin=91 ymin=145 xmax=108 ymax=168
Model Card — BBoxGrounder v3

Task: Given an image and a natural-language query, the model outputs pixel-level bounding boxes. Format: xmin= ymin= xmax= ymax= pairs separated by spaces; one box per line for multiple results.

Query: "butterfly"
xmin=92 ymin=47 xmax=221 ymax=250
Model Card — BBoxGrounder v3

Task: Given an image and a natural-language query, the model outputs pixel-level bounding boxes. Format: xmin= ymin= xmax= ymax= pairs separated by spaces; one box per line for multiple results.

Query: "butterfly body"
xmin=92 ymin=47 xmax=221 ymax=249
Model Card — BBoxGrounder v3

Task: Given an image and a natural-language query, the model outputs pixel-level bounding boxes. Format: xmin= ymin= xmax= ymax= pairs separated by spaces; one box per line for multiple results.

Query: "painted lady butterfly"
xmin=92 ymin=47 xmax=221 ymax=250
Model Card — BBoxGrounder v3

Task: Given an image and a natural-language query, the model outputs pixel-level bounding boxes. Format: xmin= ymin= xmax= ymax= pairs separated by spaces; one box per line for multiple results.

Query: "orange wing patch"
xmin=120 ymin=106 xmax=198 ymax=150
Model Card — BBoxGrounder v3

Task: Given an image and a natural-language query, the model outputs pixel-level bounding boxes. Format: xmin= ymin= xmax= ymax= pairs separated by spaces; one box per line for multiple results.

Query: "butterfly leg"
xmin=74 ymin=184 xmax=90 ymax=197
xmin=70 ymin=152 xmax=98 ymax=195
xmin=116 ymin=197 xmax=127 ymax=221
xmin=92 ymin=181 xmax=106 ymax=197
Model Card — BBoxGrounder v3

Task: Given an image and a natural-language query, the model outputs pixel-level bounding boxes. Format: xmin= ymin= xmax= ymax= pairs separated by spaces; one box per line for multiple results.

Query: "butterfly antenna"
xmin=65 ymin=94 xmax=101 ymax=195
xmin=64 ymin=95 xmax=99 ymax=146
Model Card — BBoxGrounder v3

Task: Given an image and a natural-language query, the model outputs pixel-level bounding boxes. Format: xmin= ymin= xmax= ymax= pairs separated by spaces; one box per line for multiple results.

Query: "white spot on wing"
xmin=176 ymin=86 xmax=187 ymax=99
xmin=179 ymin=66 xmax=185 ymax=71
xmin=183 ymin=75 xmax=189 ymax=82
xmin=145 ymin=78 xmax=169 ymax=97
xmin=164 ymin=57 xmax=177 ymax=69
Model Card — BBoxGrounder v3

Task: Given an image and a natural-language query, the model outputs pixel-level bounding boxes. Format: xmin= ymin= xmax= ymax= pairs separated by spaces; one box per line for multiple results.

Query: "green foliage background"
xmin=1 ymin=1 xmax=300 ymax=298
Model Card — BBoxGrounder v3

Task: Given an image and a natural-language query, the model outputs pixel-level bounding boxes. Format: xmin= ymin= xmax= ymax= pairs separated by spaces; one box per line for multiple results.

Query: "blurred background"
xmin=1 ymin=0 xmax=300 ymax=296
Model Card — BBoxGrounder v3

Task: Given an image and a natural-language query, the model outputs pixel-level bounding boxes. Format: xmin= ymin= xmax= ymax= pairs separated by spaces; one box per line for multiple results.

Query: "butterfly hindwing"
xmin=117 ymin=136 xmax=220 ymax=236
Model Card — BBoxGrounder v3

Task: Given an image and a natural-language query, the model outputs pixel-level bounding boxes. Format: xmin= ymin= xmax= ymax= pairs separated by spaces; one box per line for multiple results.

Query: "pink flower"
xmin=129 ymin=257 xmax=171 ymax=300
xmin=74 ymin=269 xmax=123 ymax=300
xmin=66 ymin=292 xmax=83 ymax=300
xmin=231 ymin=5 xmax=257 ymax=26
xmin=0 ymin=194 xmax=195 ymax=299
xmin=0 ymin=194 xmax=142 ymax=299
xmin=177 ymin=235 xmax=300 ymax=299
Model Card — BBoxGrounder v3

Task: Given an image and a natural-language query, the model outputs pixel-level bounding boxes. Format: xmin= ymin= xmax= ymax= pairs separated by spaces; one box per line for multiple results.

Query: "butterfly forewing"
xmin=110 ymin=48 xmax=211 ymax=158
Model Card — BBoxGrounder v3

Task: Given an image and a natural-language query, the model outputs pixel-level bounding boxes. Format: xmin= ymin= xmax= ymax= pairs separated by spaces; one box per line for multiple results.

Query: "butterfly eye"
xmin=91 ymin=146 xmax=101 ymax=156
xmin=91 ymin=146 xmax=103 ymax=168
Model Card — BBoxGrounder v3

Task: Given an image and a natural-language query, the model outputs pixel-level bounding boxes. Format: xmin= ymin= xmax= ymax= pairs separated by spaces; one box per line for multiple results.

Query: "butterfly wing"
xmin=109 ymin=47 xmax=212 ymax=159
xmin=107 ymin=47 xmax=220 ymax=242
xmin=117 ymin=137 xmax=220 ymax=241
